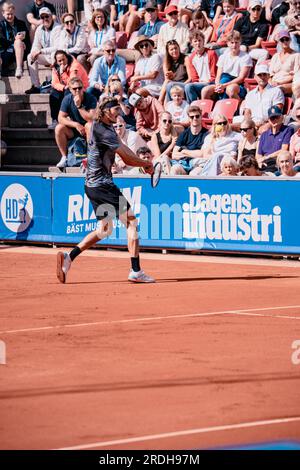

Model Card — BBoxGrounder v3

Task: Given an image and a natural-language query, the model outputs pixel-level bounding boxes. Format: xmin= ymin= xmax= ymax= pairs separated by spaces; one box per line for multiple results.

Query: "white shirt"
xmin=135 ymin=54 xmax=164 ymax=87
xmin=166 ymin=100 xmax=189 ymax=123
xmin=157 ymin=21 xmax=190 ymax=55
xmin=244 ymin=84 xmax=285 ymax=123
xmin=192 ymin=53 xmax=211 ymax=83
xmin=202 ymin=131 xmax=242 ymax=156
xmin=88 ymin=27 xmax=116 ymax=54
xmin=217 ymin=50 xmax=252 ymax=77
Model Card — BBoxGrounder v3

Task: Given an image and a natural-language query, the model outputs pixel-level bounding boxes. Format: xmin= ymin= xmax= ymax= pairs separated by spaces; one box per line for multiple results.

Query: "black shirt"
xmin=26 ymin=1 xmax=56 ymax=19
xmin=234 ymin=14 xmax=269 ymax=47
xmin=0 ymin=18 xmax=30 ymax=54
xmin=201 ymin=0 xmax=223 ymax=21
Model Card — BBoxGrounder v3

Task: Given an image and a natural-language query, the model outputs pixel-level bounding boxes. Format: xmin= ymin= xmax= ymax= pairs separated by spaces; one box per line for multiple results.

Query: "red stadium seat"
xmin=202 ymin=99 xmax=240 ymax=126
xmin=190 ymin=99 xmax=214 ymax=118
xmin=283 ymin=97 xmax=293 ymax=116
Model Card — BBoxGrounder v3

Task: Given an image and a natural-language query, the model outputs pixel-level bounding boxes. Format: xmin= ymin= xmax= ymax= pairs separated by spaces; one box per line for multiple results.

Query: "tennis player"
xmin=57 ymin=96 xmax=155 ymax=283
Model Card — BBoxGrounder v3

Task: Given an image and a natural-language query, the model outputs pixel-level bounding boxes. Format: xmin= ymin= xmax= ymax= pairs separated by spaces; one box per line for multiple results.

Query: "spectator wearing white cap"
xmin=25 ymin=8 xmax=61 ymax=94
xmin=157 ymin=5 xmax=190 ymax=55
xmin=269 ymin=30 xmax=300 ymax=95
xmin=233 ymin=0 xmax=269 ymax=63
xmin=26 ymin=0 xmax=56 ymax=43
xmin=244 ymin=63 xmax=285 ymax=128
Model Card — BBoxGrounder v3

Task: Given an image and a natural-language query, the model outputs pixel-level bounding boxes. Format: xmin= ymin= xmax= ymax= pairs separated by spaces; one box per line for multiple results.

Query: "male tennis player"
xmin=57 ymin=96 xmax=155 ymax=283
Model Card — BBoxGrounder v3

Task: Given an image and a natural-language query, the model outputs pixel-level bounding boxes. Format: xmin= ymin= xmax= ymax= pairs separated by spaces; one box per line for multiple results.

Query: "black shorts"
xmin=85 ymin=183 xmax=131 ymax=221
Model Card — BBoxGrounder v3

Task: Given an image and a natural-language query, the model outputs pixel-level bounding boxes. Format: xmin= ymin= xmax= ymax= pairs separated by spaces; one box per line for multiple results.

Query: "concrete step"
xmin=2 ymin=70 xmax=50 ymax=94
xmin=2 ymin=128 xmax=56 ymax=141
xmin=1 ymin=94 xmax=51 ymax=126
xmin=2 ymin=146 xmax=60 ymax=165
xmin=8 ymin=110 xmax=47 ymax=128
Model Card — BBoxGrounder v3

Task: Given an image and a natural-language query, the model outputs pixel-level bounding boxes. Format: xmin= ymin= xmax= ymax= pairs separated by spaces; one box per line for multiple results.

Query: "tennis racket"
xmin=151 ymin=162 xmax=162 ymax=188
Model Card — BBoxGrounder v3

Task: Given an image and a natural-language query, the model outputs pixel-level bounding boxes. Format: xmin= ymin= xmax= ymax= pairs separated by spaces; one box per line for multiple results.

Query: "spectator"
xmin=234 ymin=0 xmax=269 ymax=63
xmin=201 ymin=0 xmax=223 ymax=25
xmin=289 ymin=116 xmax=300 ymax=163
xmin=49 ymin=50 xmax=89 ymax=129
xmin=159 ymin=39 xmax=188 ymax=103
xmin=197 ymin=113 xmax=242 ymax=175
xmin=269 ymin=30 xmax=299 ymax=95
xmin=129 ymin=89 xmax=165 ymax=140
xmin=185 ymin=30 xmax=217 ymax=103
xmin=87 ymin=9 xmax=116 ymax=66
xmin=102 ymin=74 xmax=134 ymax=127
xmin=165 ymin=85 xmax=189 ymax=129
xmin=88 ymin=40 xmax=126 ymax=99
xmin=202 ymin=31 xmax=252 ymax=100
xmin=178 ymin=0 xmax=202 ymax=26
xmin=83 ymin=1 xmax=112 ymax=21
xmin=138 ymin=1 xmax=165 ymax=44
xmin=150 ymin=111 xmax=178 ymax=165
xmin=237 ymin=118 xmax=258 ymax=160
xmin=129 ymin=35 xmax=164 ymax=96
xmin=26 ymin=0 xmax=56 ymax=43
xmin=157 ymin=5 xmax=190 ymax=55
xmin=256 ymin=105 xmax=294 ymax=173
xmin=219 ymin=155 xmax=239 ymax=175
xmin=170 ymin=105 xmax=208 ymax=175
xmin=207 ymin=0 xmax=241 ymax=51
xmin=55 ymin=77 xmax=97 ymax=168
xmin=113 ymin=115 xmax=147 ymax=173
xmin=25 ymin=8 xmax=61 ymax=94
xmin=243 ymin=63 xmax=285 ymax=127
xmin=276 ymin=150 xmax=300 ymax=176
xmin=123 ymin=1 xmax=148 ymax=37
xmin=58 ymin=12 xmax=89 ymax=70
xmin=110 ymin=0 xmax=131 ymax=31
xmin=264 ymin=0 xmax=289 ymax=27
xmin=0 ymin=2 xmax=30 ymax=78
xmin=239 ymin=154 xmax=271 ymax=176
xmin=189 ymin=9 xmax=213 ymax=44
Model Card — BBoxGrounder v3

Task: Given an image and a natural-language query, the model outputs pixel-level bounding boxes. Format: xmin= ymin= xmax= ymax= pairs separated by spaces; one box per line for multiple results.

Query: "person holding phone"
xmin=0 ymin=2 xmax=30 ymax=78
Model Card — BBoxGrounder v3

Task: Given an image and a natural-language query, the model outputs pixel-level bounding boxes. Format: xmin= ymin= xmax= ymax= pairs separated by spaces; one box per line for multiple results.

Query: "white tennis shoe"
xmin=128 ymin=269 xmax=155 ymax=283
xmin=57 ymin=251 xmax=71 ymax=283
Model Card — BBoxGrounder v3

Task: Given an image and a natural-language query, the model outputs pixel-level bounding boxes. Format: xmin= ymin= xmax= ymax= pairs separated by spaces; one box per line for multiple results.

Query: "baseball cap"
xmin=268 ymin=106 xmax=282 ymax=118
xmin=129 ymin=92 xmax=142 ymax=107
xmin=165 ymin=5 xmax=178 ymax=15
xmin=254 ymin=63 xmax=270 ymax=75
xmin=249 ymin=0 xmax=262 ymax=8
xmin=278 ymin=30 xmax=291 ymax=40
xmin=39 ymin=7 xmax=52 ymax=17
xmin=145 ymin=1 xmax=158 ymax=10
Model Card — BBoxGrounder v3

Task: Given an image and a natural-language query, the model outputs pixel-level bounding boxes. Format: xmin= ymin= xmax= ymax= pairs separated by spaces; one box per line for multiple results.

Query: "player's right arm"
xmin=116 ymin=142 xmax=153 ymax=174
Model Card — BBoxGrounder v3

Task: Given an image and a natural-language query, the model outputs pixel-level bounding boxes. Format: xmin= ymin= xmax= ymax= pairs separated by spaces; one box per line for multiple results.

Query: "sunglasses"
xmin=64 ymin=19 xmax=75 ymax=24
xmin=168 ymin=11 xmax=178 ymax=16
xmin=95 ymin=15 xmax=105 ymax=19
xmin=105 ymin=49 xmax=116 ymax=53
xmin=240 ymin=127 xmax=252 ymax=131
xmin=72 ymin=86 xmax=83 ymax=91
xmin=139 ymin=43 xmax=150 ymax=48
xmin=280 ymin=37 xmax=290 ymax=42
xmin=113 ymin=124 xmax=124 ymax=128
xmin=269 ymin=115 xmax=281 ymax=120
xmin=162 ymin=119 xmax=172 ymax=124
xmin=251 ymin=6 xmax=262 ymax=11
xmin=216 ymin=121 xmax=227 ymax=125
xmin=41 ymin=15 xmax=50 ymax=19
xmin=189 ymin=114 xmax=201 ymax=119
xmin=146 ymin=8 xmax=155 ymax=12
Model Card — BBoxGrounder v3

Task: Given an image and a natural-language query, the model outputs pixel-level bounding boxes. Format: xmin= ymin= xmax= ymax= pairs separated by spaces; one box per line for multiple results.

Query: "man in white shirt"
xmin=26 ymin=7 xmax=60 ymax=94
xmin=244 ymin=63 xmax=285 ymax=127
xmin=157 ymin=5 xmax=189 ymax=55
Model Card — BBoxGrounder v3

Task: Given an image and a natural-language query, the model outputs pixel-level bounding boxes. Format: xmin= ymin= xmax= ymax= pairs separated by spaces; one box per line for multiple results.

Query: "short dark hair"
xmin=239 ymin=154 xmax=259 ymax=171
xmin=137 ymin=146 xmax=153 ymax=157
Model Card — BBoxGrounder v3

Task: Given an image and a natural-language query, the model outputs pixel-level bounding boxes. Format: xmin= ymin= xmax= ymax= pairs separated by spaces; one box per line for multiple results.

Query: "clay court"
xmin=0 ymin=245 xmax=300 ymax=450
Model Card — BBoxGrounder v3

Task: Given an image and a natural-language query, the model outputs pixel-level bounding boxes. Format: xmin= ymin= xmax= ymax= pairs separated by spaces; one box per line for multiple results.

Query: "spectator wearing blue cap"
xmin=256 ymin=105 xmax=294 ymax=173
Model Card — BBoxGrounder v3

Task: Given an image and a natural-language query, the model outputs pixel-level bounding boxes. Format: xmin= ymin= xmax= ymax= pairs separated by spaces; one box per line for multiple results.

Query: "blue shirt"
xmin=60 ymin=92 xmax=97 ymax=125
xmin=89 ymin=54 xmax=127 ymax=87
xmin=176 ymin=127 xmax=208 ymax=151
xmin=138 ymin=19 xmax=165 ymax=37
xmin=258 ymin=125 xmax=294 ymax=156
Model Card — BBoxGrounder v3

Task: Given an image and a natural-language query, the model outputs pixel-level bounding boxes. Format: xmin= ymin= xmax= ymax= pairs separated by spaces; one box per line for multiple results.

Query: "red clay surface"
xmin=0 ymin=246 xmax=300 ymax=450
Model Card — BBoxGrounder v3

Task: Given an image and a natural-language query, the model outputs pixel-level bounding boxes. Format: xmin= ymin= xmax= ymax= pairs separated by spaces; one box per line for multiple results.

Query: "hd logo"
xmin=0 ymin=183 xmax=33 ymax=233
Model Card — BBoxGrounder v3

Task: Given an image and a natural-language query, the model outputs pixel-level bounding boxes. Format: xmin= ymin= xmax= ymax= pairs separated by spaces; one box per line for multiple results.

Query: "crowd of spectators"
xmin=1 ymin=0 xmax=300 ymax=177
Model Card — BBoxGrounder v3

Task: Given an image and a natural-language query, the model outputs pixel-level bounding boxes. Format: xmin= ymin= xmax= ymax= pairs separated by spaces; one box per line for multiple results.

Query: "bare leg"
xmin=55 ymin=124 xmax=75 ymax=157
xmin=14 ymin=39 xmax=25 ymax=69
xmin=119 ymin=209 xmax=139 ymax=257
xmin=78 ymin=219 xmax=113 ymax=251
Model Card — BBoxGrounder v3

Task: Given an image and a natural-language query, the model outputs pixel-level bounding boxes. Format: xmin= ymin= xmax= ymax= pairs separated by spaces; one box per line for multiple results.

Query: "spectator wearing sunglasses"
xmin=233 ymin=0 xmax=269 ymax=64
xmin=130 ymin=35 xmax=163 ymax=97
xmin=103 ymin=75 xmax=136 ymax=129
xmin=256 ymin=105 xmax=294 ymax=173
xmin=129 ymin=88 xmax=164 ymax=140
xmin=157 ymin=5 xmax=190 ymax=55
xmin=26 ymin=0 xmax=56 ymax=43
xmin=58 ymin=13 xmax=89 ymax=70
xmin=137 ymin=1 xmax=164 ymax=44
xmin=237 ymin=119 xmax=258 ymax=161
xmin=88 ymin=9 xmax=116 ymax=66
xmin=54 ymin=77 xmax=97 ymax=168
xmin=269 ymin=30 xmax=299 ymax=96
xmin=25 ymin=7 xmax=61 ymax=94
xmin=112 ymin=115 xmax=147 ymax=173
xmin=88 ymin=40 xmax=126 ymax=99
xmin=150 ymin=112 xmax=178 ymax=170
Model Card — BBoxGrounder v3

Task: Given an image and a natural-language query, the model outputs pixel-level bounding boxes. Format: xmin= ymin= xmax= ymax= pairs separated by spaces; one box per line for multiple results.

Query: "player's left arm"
xmin=116 ymin=142 xmax=153 ymax=174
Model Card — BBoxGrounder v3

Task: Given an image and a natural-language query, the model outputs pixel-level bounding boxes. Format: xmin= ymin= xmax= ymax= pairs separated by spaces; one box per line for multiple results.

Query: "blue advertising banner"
xmin=0 ymin=174 xmax=52 ymax=242
xmin=52 ymin=175 xmax=300 ymax=254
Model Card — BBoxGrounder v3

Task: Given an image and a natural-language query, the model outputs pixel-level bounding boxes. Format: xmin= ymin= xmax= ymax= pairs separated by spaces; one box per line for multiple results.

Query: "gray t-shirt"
xmin=85 ymin=121 xmax=120 ymax=187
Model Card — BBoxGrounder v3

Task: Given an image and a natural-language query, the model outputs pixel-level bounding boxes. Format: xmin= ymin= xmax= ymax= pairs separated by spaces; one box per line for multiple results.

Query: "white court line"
xmin=1 ymin=305 xmax=300 ymax=335
xmin=233 ymin=311 xmax=300 ymax=321
xmin=56 ymin=416 xmax=300 ymax=450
